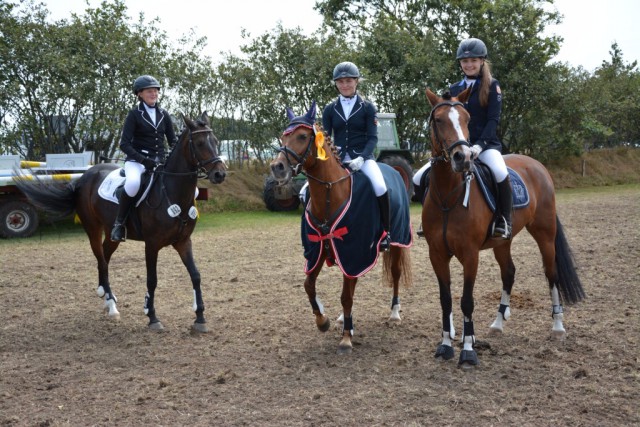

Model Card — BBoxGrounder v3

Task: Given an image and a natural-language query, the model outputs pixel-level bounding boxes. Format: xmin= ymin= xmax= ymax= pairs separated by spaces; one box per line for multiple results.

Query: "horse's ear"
xmin=286 ymin=107 xmax=295 ymax=121
xmin=183 ymin=115 xmax=196 ymax=130
xmin=457 ymin=87 xmax=471 ymax=104
xmin=200 ymin=111 xmax=210 ymax=124
xmin=425 ymin=88 xmax=439 ymax=107
xmin=305 ymin=100 xmax=317 ymax=123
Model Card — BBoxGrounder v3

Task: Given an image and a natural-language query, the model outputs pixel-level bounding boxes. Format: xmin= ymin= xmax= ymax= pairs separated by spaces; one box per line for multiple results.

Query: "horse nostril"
xmin=452 ymin=152 xmax=464 ymax=163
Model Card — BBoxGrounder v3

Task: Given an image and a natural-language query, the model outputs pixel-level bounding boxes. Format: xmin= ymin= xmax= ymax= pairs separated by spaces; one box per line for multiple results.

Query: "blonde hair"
xmin=478 ymin=60 xmax=493 ymax=108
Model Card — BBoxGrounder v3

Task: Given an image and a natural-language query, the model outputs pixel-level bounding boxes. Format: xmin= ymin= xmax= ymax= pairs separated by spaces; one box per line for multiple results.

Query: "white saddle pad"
xmin=97 ymin=168 xmax=154 ymax=206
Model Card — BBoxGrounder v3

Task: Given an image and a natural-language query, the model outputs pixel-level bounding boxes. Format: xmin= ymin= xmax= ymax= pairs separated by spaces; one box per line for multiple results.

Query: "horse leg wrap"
xmin=552 ymin=304 xmax=564 ymax=316
xmin=342 ymin=315 xmax=354 ymax=336
xmin=391 ymin=296 xmax=400 ymax=309
xmin=499 ymin=303 xmax=511 ymax=320
xmin=310 ymin=297 xmax=324 ymax=314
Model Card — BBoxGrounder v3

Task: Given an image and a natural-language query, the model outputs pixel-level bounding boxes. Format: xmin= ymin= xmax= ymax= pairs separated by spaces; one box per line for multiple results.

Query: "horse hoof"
xmin=551 ymin=329 xmax=566 ymax=341
xmin=488 ymin=326 xmax=503 ymax=336
xmin=458 ymin=349 xmax=479 ymax=368
xmin=148 ymin=321 xmax=164 ymax=331
xmin=108 ymin=312 xmax=121 ymax=321
xmin=191 ymin=322 xmax=209 ymax=334
xmin=337 ymin=344 xmax=353 ymax=355
xmin=434 ymin=344 xmax=455 ymax=361
xmin=387 ymin=317 xmax=401 ymax=326
xmin=318 ymin=317 xmax=331 ymax=332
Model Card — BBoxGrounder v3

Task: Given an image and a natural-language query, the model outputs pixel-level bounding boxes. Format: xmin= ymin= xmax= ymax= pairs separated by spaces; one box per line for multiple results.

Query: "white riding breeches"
xmin=123 ymin=160 xmax=146 ymax=197
xmin=478 ymin=148 xmax=508 ymax=183
xmin=360 ymin=159 xmax=387 ymax=196
xmin=413 ymin=162 xmax=431 ymax=185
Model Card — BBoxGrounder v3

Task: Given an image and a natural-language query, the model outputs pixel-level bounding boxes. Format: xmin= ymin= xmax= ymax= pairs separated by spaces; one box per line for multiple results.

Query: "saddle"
xmin=97 ymin=168 xmax=155 ymax=207
xmin=418 ymin=160 xmax=529 ymax=212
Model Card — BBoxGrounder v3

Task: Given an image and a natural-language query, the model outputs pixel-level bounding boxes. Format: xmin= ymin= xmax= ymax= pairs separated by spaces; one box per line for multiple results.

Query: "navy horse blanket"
xmin=301 ymin=163 xmax=413 ymax=278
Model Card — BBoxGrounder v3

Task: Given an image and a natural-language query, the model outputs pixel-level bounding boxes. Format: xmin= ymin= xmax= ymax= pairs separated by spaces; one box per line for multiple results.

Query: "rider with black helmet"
xmin=413 ymin=37 xmax=511 ymax=239
xmin=110 ymin=75 xmax=177 ymax=242
xmin=322 ymin=61 xmax=392 ymax=251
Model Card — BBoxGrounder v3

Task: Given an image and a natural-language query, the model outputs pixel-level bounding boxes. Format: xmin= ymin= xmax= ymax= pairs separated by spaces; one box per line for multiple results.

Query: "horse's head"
xmin=426 ymin=88 xmax=473 ymax=173
xmin=181 ymin=112 xmax=227 ymax=184
xmin=270 ymin=101 xmax=319 ymax=184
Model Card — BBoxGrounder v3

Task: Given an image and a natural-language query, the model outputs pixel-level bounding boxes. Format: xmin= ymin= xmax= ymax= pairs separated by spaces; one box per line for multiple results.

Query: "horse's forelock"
xmin=443 ymin=91 xmax=453 ymax=101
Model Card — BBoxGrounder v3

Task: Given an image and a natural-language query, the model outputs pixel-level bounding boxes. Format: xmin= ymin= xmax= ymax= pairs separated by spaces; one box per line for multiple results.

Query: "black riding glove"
xmin=141 ymin=157 xmax=157 ymax=170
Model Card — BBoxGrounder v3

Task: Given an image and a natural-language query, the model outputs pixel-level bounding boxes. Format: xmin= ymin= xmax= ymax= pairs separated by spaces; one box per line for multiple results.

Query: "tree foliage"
xmin=0 ymin=0 xmax=638 ymax=166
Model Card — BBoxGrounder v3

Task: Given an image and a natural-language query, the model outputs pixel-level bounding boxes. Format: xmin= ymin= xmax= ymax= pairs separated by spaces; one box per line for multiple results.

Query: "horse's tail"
xmin=13 ymin=174 xmax=77 ymax=220
xmin=554 ymin=216 xmax=586 ymax=305
xmin=382 ymin=246 xmax=412 ymax=288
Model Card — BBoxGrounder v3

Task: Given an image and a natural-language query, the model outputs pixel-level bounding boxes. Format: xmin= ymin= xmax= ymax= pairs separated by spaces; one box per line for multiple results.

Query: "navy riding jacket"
xmin=119 ymin=102 xmax=177 ymax=163
xmin=450 ymin=78 xmax=502 ymax=151
xmin=322 ymin=95 xmax=378 ymax=161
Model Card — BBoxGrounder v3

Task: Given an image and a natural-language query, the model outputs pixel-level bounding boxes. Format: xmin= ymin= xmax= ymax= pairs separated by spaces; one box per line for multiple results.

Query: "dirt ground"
xmin=1 ymin=186 xmax=638 ymax=426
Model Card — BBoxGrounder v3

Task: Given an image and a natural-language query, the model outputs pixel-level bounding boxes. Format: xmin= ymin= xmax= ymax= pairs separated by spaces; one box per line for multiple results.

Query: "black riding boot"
xmin=492 ymin=177 xmax=513 ymax=240
xmin=377 ymin=192 xmax=391 ymax=251
xmin=110 ymin=192 xmax=134 ymax=242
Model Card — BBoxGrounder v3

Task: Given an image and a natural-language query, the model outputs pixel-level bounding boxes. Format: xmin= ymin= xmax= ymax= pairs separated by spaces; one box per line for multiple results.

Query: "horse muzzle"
xmin=270 ymin=158 xmax=293 ymax=185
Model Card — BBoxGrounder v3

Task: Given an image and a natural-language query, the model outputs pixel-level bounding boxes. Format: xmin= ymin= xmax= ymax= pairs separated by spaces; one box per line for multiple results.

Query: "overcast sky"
xmin=42 ymin=0 xmax=640 ymax=72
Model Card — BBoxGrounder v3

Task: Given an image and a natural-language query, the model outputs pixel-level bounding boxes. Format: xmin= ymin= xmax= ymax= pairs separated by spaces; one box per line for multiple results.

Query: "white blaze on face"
xmin=448 ymin=107 xmax=466 ymax=142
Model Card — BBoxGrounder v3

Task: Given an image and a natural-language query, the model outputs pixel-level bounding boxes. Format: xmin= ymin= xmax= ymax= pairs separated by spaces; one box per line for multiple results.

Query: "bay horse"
xmin=14 ymin=112 xmax=226 ymax=332
xmin=422 ymin=89 xmax=585 ymax=368
xmin=270 ymin=101 xmax=412 ymax=354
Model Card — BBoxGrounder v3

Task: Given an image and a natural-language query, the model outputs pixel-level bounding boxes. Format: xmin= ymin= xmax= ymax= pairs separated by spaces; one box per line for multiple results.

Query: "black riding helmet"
xmin=456 ymin=38 xmax=488 ymax=59
xmin=332 ymin=62 xmax=361 ymax=80
xmin=133 ymin=75 xmax=161 ymax=95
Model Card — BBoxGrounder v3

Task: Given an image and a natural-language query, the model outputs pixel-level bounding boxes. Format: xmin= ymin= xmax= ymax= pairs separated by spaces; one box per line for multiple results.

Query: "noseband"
xmin=428 ymin=100 xmax=470 ymax=163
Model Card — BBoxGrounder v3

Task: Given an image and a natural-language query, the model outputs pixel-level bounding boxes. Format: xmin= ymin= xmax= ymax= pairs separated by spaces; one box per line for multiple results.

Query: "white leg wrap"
xmin=192 ymin=290 xmax=197 ymax=312
xmin=551 ymin=285 xmax=566 ymax=334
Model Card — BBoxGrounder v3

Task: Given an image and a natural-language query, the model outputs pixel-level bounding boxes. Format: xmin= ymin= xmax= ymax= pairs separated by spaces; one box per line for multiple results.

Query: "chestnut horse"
xmin=270 ymin=102 xmax=412 ymax=354
xmin=14 ymin=113 xmax=226 ymax=332
xmin=422 ymin=89 xmax=585 ymax=368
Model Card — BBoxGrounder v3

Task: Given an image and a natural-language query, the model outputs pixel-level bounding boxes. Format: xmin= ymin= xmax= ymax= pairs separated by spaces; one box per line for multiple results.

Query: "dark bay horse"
xmin=422 ymin=89 xmax=585 ymax=368
xmin=270 ymin=102 xmax=412 ymax=354
xmin=14 ymin=113 xmax=226 ymax=332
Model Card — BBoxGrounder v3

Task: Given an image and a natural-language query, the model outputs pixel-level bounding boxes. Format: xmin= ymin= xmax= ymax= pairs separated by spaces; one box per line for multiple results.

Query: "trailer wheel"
xmin=263 ymin=176 xmax=300 ymax=212
xmin=0 ymin=200 xmax=39 ymax=238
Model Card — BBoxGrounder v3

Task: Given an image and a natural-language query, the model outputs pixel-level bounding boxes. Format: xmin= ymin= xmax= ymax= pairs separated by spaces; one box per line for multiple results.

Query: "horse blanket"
xmin=301 ymin=163 xmax=412 ymax=278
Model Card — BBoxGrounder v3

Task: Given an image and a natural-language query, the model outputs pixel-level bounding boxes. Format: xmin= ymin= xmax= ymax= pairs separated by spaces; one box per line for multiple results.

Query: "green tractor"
xmin=263 ymin=112 xmax=414 ymax=211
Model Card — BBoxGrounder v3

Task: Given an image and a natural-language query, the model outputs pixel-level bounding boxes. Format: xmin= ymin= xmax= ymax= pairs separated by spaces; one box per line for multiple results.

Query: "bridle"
xmin=162 ymin=126 xmax=225 ymax=179
xmin=428 ymin=100 xmax=470 ymax=163
xmin=278 ymin=125 xmax=351 ymax=228
xmin=277 ymin=125 xmax=316 ymax=176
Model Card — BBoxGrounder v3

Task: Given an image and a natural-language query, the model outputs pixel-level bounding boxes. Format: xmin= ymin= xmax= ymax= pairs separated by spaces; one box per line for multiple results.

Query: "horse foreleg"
xmin=337 ymin=277 xmax=357 ymax=355
xmin=144 ymin=245 xmax=163 ymax=330
xmin=489 ymin=244 xmax=516 ymax=334
xmin=431 ymin=252 xmax=455 ymax=361
xmin=173 ymin=238 xmax=208 ymax=333
xmin=304 ymin=264 xmax=330 ymax=332
xmin=458 ymin=253 xmax=479 ymax=368
xmin=91 ymin=235 xmax=120 ymax=320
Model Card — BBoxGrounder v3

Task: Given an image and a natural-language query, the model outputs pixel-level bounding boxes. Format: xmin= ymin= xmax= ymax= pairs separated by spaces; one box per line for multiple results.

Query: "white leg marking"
xmin=104 ymin=298 xmax=120 ymax=319
xmin=96 ymin=286 xmax=105 ymax=298
xmin=490 ymin=290 xmax=511 ymax=332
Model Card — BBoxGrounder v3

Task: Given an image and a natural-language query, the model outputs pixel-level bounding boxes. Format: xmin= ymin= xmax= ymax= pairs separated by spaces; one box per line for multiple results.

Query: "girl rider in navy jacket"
xmin=322 ymin=62 xmax=392 ymax=251
xmin=414 ymin=38 xmax=512 ymax=239
xmin=110 ymin=75 xmax=177 ymax=242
